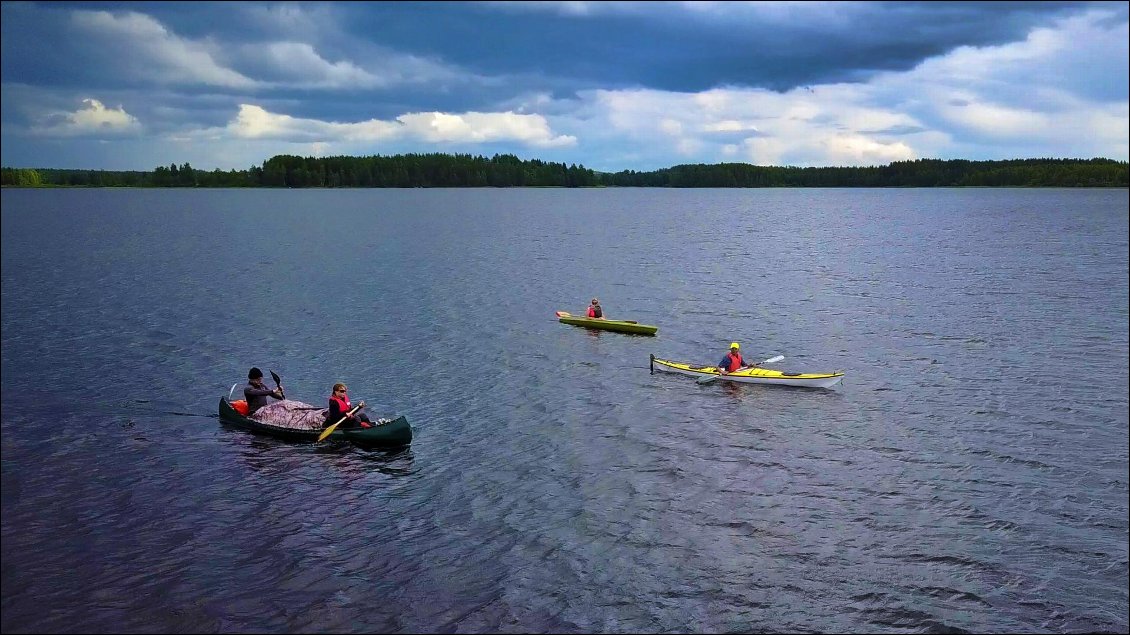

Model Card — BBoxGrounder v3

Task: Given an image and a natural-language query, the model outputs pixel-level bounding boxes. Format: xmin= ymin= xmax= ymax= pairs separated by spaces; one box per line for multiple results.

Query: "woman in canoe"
xmin=326 ymin=383 xmax=374 ymax=429
xmin=587 ymin=298 xmax=604 ymax=319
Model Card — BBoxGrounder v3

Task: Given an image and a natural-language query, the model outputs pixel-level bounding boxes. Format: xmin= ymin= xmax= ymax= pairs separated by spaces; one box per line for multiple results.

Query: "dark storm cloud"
xmin=6 ymin=1 xmax=1117 ymax=96
xmin=1 ymin=2 xmax=1126 ymax=170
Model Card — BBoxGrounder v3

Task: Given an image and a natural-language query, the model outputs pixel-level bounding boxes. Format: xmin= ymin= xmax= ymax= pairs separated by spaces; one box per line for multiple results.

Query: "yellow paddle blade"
xmin=317 ymin=421 xmax=340 ymax=442
xmin=316 ymin=404 xmax=361 ymax=442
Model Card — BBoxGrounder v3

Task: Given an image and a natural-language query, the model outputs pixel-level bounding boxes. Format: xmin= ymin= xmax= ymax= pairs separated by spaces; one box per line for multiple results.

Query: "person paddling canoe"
xmin=244 ymin=367 xmax=284 ymax=415
xmin=587 ymin=298 xmax=604 ymax=319
xmin=326 ymin=383 xmax=374 ymax=429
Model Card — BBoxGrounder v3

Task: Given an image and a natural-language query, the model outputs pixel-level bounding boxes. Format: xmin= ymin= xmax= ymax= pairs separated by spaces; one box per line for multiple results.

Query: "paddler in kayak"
xmin=718 ymin=342 xmax=752 ymax=375
xmin=587 ymin=298 xmax=604 ymax=319
xmin=326 ymin=383 xmax=374 ymax=429
xmin=244 ymin=367 xmax=284 ymax=415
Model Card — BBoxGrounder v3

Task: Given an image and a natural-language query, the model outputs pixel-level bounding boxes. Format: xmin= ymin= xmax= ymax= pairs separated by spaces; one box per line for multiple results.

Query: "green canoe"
xmin=218 ymin=397 xmax=412 ymax=447
xmin=556 ymin=310 xmax=658 ymax=336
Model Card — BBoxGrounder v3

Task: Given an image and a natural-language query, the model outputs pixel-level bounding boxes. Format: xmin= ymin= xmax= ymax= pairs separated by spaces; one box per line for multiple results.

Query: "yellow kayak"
xmin=650 ymin=355 xmax=844 ymax=388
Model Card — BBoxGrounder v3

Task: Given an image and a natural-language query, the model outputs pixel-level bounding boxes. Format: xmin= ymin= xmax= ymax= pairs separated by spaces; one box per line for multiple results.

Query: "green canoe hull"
xmin=558 ymin=315 xmax=658 ymax=336
xmin=218 ymin=397 xmax=412 ymax=447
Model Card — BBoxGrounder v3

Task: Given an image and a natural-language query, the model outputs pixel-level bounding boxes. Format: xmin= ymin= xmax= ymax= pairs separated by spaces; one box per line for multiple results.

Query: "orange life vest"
xmin=722 ymin=352 xmax=744 ymax=372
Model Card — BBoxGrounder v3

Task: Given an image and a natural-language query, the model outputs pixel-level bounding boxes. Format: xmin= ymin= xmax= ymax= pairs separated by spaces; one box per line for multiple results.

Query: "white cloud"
xmin=658 ymin=119 xmax=683 ymax=136
xmin=254 ymin=42 xmax=384 ymax=89
xmin=868 ymin=7 xmax=1129 ymax=160
xmin=70 ymin=10 xmax=258 ymax=89
xmin=823 ymin=134 xmax=916 ymax=166
xmin=236 ymin=41 xmax=462 ymax=89
xmin=219 ymin=104 xmax=400 ymax=142
xmin=703 ymin=120 xmax=760 ymax=133
xmin=186 ymin=104 xmax=575 ymax=151
xmin=934 ymin=94 xmax=1050 ymax=138
xmin=69 ymin=8 xmax=466 ymax=92
xmin=543 ymin=8 xmax=1127 ymax=168
xmin=577 ymin=86 xmax=925 ymax=167
xmin=675 ymin=137 xmax=702 ymax=156
xmin=396 ymin=111 xmax=576 ymax=147
xmin=31 ymin=99 xmax=141 ymax=137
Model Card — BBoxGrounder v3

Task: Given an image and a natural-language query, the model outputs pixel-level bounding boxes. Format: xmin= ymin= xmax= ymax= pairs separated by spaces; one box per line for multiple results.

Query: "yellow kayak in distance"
xmin=556 ymin=310 xmax=658 ymax=336
xmin=650 ymin=354 xmax=844 ymax=388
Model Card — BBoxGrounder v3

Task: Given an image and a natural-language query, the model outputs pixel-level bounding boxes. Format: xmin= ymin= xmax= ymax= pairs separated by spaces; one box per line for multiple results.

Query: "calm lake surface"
xmin=2 ymin=187 xmax=1127 ymax=634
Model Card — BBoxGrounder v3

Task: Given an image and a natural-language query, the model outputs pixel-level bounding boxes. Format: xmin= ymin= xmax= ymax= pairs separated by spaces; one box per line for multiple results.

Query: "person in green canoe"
xmin=717 ymin=342 xmax=747 ymax=375
xmin=587 ymin=298 xmax=604 ymax=319
xmin=326 ymin=383 xmax=374 ymax=429
xmin=244 ymin=367 xmax=284 ymax=415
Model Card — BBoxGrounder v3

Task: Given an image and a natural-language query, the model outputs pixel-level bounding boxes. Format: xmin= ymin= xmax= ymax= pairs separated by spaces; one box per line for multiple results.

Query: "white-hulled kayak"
xmin=650 ymin=355 xmax=844 ymax=388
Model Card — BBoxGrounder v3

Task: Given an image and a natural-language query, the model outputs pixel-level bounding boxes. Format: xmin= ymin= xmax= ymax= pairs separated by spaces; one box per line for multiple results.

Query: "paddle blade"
xmin=697 ymin=374 xmax=720 ymax=385
xmin=269 ymin=370 xmax=284 ymax=398
xmin=555 ymin=311 xmax=571 ymax=318
xmin=317 ymin=405 xmax=360 ymax=442
xmin=316 ymin=422 xmax=340 ymax=442
xmin=762 ymin=355 xmax=784 ymax=364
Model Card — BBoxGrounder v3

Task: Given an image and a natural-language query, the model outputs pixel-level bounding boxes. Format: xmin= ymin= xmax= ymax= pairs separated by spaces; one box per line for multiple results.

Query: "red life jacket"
xmin=722 ymin=352 xmax=744 ymax=372
xmin=588 ymin=304 xmax=602 ymax=318
xmin=330 ymin=394 xmax=351 ymax=414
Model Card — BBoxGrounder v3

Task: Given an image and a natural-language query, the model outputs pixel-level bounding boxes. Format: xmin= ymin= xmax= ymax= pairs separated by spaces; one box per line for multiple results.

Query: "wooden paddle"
xmin=317 ymin=403 xmax=363 ymax=442
xmin=698 ymin=355 xmax=785 ymax=385
xmin=555 ymin=310 xmax=637 ymax=324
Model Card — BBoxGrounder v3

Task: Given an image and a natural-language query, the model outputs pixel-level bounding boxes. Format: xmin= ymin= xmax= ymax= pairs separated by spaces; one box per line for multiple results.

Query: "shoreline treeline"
xmin=2 ymin=154 xmax=1127 ymax=188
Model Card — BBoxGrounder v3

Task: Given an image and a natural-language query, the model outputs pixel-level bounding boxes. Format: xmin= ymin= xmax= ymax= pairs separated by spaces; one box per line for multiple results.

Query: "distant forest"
xmin=3 ymin=154 xmax=1127 ymax=188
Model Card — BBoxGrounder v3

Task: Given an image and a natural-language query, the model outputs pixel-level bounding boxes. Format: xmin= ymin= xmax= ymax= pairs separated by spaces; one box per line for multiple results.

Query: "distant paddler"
xmin=696 ymin=342 xmax=757 ymax=385
xmin=587 ymin=298 xmax=604 ymax=319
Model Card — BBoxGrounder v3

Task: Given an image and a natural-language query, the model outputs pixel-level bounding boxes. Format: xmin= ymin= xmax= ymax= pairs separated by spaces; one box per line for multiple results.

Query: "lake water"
xmin=2 ymin=187 xmax=1127 ymax=633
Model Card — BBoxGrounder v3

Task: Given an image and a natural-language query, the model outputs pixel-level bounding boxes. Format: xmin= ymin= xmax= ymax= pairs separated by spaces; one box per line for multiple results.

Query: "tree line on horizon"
xmin=2 ymin=153 xmax=1127 ymax=188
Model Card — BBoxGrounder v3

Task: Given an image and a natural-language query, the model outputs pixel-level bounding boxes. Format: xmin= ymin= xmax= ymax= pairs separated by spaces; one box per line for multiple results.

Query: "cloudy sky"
xmin=2 ymin=1 xmax=1127 ymax=172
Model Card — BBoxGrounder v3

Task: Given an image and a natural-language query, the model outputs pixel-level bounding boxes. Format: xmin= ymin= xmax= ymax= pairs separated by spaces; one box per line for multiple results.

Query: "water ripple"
xmin=2 ymin=188 xmax=1127 ymax=633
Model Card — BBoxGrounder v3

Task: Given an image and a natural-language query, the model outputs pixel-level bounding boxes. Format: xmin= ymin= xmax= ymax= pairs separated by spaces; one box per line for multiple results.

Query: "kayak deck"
xmin=650 ymin=355 xmax=844 ymax=388
xmin=556 ymin=310 xmax=658 ymax=336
